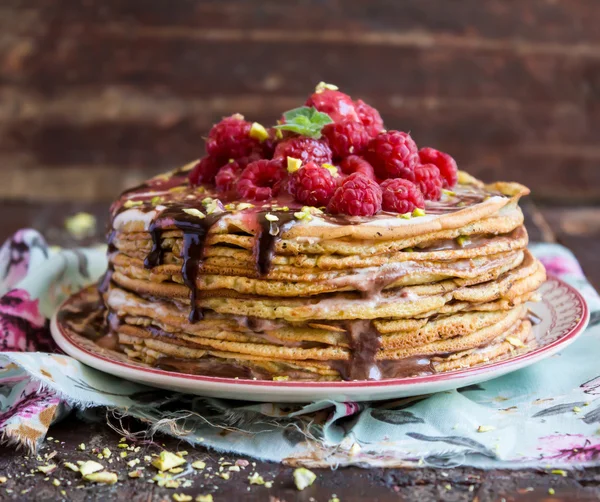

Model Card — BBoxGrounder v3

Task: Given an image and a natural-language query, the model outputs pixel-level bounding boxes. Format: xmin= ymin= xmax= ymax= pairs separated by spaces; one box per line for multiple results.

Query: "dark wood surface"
xmin=0 ymin=200 xmax=599 ymax=501
xmin=2 ymin=0 xmax=600 ymax=204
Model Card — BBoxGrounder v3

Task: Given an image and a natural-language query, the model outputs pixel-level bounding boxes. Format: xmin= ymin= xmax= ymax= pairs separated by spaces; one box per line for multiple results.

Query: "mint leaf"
xmin=274 ymin=106 xmax=333 ymax=139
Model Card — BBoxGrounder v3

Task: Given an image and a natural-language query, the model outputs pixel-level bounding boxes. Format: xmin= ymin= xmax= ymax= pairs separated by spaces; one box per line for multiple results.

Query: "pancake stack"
xmin=101 ymin=166 xmax=546 ymax=381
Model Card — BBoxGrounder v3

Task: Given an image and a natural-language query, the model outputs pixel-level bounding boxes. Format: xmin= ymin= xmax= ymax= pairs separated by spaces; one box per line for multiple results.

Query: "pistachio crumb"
xmin=315 ymin=81 xmax=339 ymax=93
xmin=273 ymin=376 xmax=289 ymax=381
xmin=265 ymin=213 xmax=279 ymax=222
xmin=37 ymin=464 xmax=57 ymax=474
xmin=477 ymin=425 xmax=496 ymax=433
xmin=287 ymin=157 xmax=303 ymax=173
xmin=78 ymin=443 xmax=86 ymax=451
xmin=83 ymin=471 xmax=118 ymax=485
xmin=322 ymin=163 xmax=339 ymax=177
xmin=196 ymin=495 xmax=214 ymax=502
xmin=123 ymin=200 xmax=143 ymax=209
xmin=52 ymin=479 xmax=60 ymax=487
xmin=549 ymin=488 xmax=556 ymax=495
xmin=249 ymin=122 xmax=269 ymax=142
xmin=173 ymin=494 xmax=193 ymax=502
xmin=191 ymin=461 xmax=206 ymax=470
xmin=152 ymin=452 xmax=186 ymax=472
xmin=551 ymin=469 xmax=567 ymax=477
xmin=573 ymin=407 xmax=582 ymax=413
xmin=412 ymin=208 xmax=426 ymax=217
xmin=248 ymin=472 xmax=265 ymax=485
xmin=79 ymin=461 xmax=104 ymax=476
xmin=293 ymin=468 xmax=317 ymax=491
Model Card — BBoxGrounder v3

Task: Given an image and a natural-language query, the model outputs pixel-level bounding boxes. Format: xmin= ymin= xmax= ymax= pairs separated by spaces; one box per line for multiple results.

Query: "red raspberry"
xmin=354 ymin=99 xmax=384 ymax=137
xmin=305 ymin=89 xmax=359 ymax=123
xmin=322 ymin=119 xmax=370 ymax=160
xmin=273 ymin=136 xmax=332 ymax=165
xmin=290 ymin=162 xmax=337 ymax=207
xmin=339 ymin=155 xmax=376 ymax=180
xmin=215 ymin=163 xmax=241 ymax=192
xmin=414 ymin=164 xmax=443 ymax=201
xmin=418 ymin=147 xmax=458 ymax=188
xmin=188 ymin=156 xmax=223 ymax=186
xmin=237 ymin=159 xmax=286 ymax=201
xmin=365 ymin=131 xmax=419 ymax=180
xmin=380 ymin=178 xmax=425 ymax=214
xmin=206 ymin=115 xmax=261 ymax=160
xmin=327 ymin=173 xmax=382 ymax=217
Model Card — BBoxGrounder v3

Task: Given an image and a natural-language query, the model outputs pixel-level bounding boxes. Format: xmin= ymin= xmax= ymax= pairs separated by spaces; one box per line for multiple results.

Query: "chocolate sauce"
xmin=527 ymin=310 xmax=542 ymax=325
xmin=331 ymin=320 xmax=382 ymax=380
xmin=156 ymin=356 xmax=262 ymax=379
xmin=143 ymin=205 xmax=228 ymax=322
xmin=254 ymin=210 xmax=296 ymax=276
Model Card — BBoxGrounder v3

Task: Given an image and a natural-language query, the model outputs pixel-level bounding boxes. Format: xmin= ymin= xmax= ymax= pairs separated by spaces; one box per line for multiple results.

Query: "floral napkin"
xmin=1 ymin=229 xmax=599 ymax=469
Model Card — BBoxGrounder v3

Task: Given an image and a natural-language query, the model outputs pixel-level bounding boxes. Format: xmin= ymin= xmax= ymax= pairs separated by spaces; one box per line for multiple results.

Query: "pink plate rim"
xmin=53 ymin=275 xmax=590 ymax=389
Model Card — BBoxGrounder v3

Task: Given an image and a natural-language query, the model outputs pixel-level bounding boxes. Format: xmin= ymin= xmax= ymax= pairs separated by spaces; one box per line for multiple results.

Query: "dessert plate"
xmin=51 ymin=276 xmax=589 ymax=402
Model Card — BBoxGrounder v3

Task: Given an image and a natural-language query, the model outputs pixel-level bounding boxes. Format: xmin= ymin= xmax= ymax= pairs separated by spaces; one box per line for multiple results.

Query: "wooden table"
xmin=0 ymin=201 xmax=599 ymax=502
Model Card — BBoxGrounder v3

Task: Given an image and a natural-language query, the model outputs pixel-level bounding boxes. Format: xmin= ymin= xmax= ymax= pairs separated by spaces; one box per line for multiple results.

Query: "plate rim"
xmin=51 ymin=275 xmax=590 ymax=390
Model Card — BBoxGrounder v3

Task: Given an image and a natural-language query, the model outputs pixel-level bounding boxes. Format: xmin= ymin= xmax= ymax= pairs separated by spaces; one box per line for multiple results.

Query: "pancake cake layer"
xmin=78 ymin=84 xmax=547 ymax=381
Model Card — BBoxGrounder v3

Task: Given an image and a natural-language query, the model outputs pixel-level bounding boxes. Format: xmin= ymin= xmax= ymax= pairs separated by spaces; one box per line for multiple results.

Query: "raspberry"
xmin=327 ymin=173 xmax=382 ymax=217
xmin=339 ymin=155 xmax=376 ymax=180
xmin=418 ymin=147 xmax=458 ymax=188
xmin=237 ymin=159 xmax=286 ymax=201
xmin=365 ymin=131 xmax=419 ymax=180
xmin=188 ymin=156 xmax=223 ymax=186
xmin=414 ymin=164 xmax=443 ymax=201
xmin=206 ymin=115 xmax=261 ymax=160
xmin=322 ymin=119 xmax=370 ymax=160
xmin=354 ymin=99 xmax=384 ymax=137
xmin=305 ymin=89 xmax=359 ymax=123
xmin=273 ymin=136 xmax=332 ymax=165
xmin=215 ymin=163 xmax=241 ymax=192
xmin=290 ymin=162 xmax=337 ymax=207
xmin=380 ymin=178 xmax=425 ymax=214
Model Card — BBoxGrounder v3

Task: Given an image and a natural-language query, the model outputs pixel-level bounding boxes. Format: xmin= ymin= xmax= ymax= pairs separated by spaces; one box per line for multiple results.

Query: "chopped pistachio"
xmin=201 ymin=197 xmax=214 ymax=205
xmin=205 ymin=199 xmax=223 ymax=215
xmin=191 ymin=461 xmax=206 ymax=470
xmin=549 ymin=488 xmax=555 ymax=495
xmin=83 ymin=471 xmax=118 ymax=485
xmin=173 ymin=494 xmax=193 ymax=502
xmin=404 ymin=247 xmax=414 ymax=253
xmin=123 ymin=200 xmax=143 ymax=209
xmin=287 ymin=157 xmax=302 ymax=173
xmin=228 ymin=465 xmax=241 ymax=472
xmin=293 ymin=467 xmax=317 ymax=491
xmin=196 ymin=495 xmax=214 ymax=502
xmin=264 ymin=481 xmax=273 ymax=488
xmin=169 ymin=468 xmax=184 ymax=474
xmin=128 ymin=469 xmax=143 ymax=478
xmin=315 ymin=81 xmax=339 ymax=93
xmin=168 ymin=186 xmax=187 ymax=193
xmin=237 ymin=202 xmax=254 ymax=210
xmin=264 ymin=213 xmax=279 ymax=222
xmin=79 ymin=461 xmax=104 ymax=476
xmin=273 ymin=376 xmax=289 ymax=381
xmin=506 ymin=336 xmax=525 ymax=348
xmin=152 ymin=451 xmax=186 ymax=472
xmin=248 ymin=472 xmax=265 ymax=485
xmin=456 ymin=235 xmax=470 ymax=247
xmin=127 ymin=459 xmax=140 ymax=468
xmin=165 ymin=479 xmax=180 ymax=489
xmin=249 ymin=122 xmax=269 ymax=142
xmin=78 ymin=443 xmax=86 ymax=451
xmin=52 ymin=479 xmax=60 ymax=487
xmin=397 ymin=212 xmax=412 ymax=219
xmin=412 ymin=208 xmax=426 ymax=217
xmin=322 ymin=163 xmax=339 ymax=177
xmin=183 ymin=208 xmax=205 ymax=220
xmin=120 ymin=452 xmax=128 ymax=458
xmin=476 ymin=425 xmax=496 ymax=433
xmin=551 ymin=469 xmax=567 ymax=477
xmin=144 ymin=455 xmax=152 ymax=462
xmin=442 ymin=189 xmax=456 ymax=197
xmin=151 ymin=196 xmax=163 ymax=206
xmin=37 ymin=464 xmax=57 ymax=474
xmin=573 ymin=406 xmax=582 ymax=413
xmin=0 ymin=477 xmax=7 ymax=484
xmin=275 ymin=129 xmax=283 ymax=140
xmin=224 ymin=203 xmax=236 ymax=210
xmin=117 ymin=443 xmax=128 ymax=449
xmin=65 ymin=212 xmax=97 ymax=239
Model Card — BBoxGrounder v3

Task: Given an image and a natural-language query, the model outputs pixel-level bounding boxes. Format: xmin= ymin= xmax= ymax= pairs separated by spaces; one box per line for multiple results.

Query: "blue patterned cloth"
xmin=0 ymin=230 xmax=599 ymax=468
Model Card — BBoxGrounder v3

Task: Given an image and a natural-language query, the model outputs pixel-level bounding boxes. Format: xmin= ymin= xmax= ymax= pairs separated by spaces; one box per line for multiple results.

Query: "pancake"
xmin=71 ymin=93 xmax=547 ymax=382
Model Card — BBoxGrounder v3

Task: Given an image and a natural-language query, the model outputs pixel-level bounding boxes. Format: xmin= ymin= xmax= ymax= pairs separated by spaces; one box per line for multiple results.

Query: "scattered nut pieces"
xmin=165 ymin=479 xmax=180 ymax=489
xmin=191 ymin=461 xmax=206 ymax=470
xmin=169 ymin=468 xmax=184 ymax=474
xmin=551 ymin=469 xmax=567 ymax=477
xmin=249 ymin=122 xmax=269 ymax=142
xmin=248 ymin=472 xmax=265 ymax=485
xmin=78 ymin=443 xmax=86 ymax=451
xmin=0 ymin=476 xmax=6 ymax=484
xmin=128 ymin=469 xmax=144 ymax=478
xmin=153 ymin=452 xmax=186 ymax=472
xmin=273 ymin=376 xmax=289 ymax=381
xmin=195 ymin=495 xmax=213 ymax=502
xmin=123 ymin=200 xmax=143 ymax=209
xmin=287 ymin=157 xmax=303 ymax=173
xmin=412 ymin=208 xmax=426 ymax=217
xmin=173 ymin=494 xmax=193 ymax=502
xmin=52 ymin=479 xmax=60 ymax=487
xmin=315 ymin=81 xmax=339 ymax=93
xmin=265 ymin=213 xmax=279 ymax=222
xmin=64 ymin=462 xmax=79 ymax=472
xmin=37 ymin=464 xmax=57 ymax=474
xmin=84 ymin=471 xmax=118 ymax=485
xmin=293 ymin=468 xmax=317 ymax=491
xmin=477 ymin=425 xmax=496 ymax=433
xmin=79 ymin=461 xmax=104 ymax=476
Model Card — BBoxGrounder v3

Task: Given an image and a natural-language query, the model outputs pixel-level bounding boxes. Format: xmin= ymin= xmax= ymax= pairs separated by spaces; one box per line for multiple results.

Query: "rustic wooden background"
xmin=1 ymin=0 xmax=599 ymax=205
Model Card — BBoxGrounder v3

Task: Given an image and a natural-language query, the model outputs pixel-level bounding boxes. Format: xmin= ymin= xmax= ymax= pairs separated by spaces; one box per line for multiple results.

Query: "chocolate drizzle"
xmin=143 ymin=206 xmax=227 ymax=322
xmin=254 ymin=210 xmax=296 ymax=276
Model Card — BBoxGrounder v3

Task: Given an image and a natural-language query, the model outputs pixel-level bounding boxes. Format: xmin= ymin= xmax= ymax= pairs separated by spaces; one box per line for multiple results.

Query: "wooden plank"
xmin=7 ymin=34 xmax=599 ymax=103
xmin=9 ymin=0 xmax=600 ymax=45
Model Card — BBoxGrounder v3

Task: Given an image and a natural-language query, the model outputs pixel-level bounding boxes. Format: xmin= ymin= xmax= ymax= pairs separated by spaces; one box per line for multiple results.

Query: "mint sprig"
xmin=274 ymin=106 xmax=333 ymax=139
